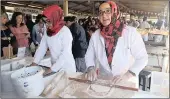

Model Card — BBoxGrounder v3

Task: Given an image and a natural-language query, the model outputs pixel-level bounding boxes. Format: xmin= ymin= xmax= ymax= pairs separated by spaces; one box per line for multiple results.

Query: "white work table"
xmin=1 ymin=56 xmax=168 ymax=98
xmin=1 ymin=90 xmax=167 ymax=98
xmin=1 ymin=72 xmax=167 ymax=98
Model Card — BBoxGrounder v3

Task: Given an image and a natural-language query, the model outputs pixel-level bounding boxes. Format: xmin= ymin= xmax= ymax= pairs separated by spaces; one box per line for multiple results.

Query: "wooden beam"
xmin=70 ymin=1 xmax=90 ymax=8
xmin=1 ymin=2 xmax=43 ymax=10
xmin=3 ymin=1 xmax=45 ymax=9
xmin=63 ymin=0 xmax=68 ymax=16
xmin=69 ymin=4 xmax=77 ymax=9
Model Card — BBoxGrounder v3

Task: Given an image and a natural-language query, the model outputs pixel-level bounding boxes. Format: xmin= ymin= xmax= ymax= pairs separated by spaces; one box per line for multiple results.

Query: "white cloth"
xmin=85 ymin=26 xmax=148 ymax=78
xmin=33 ymin=26 xmax=76 ymax=74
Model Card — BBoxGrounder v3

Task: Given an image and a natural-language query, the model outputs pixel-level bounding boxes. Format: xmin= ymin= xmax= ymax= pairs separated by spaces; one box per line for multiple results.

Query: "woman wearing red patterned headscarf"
xmin=31 ymin=5 xmax=76 ymax=75
xmin=85 ymin=1 xmax=148 ymax=87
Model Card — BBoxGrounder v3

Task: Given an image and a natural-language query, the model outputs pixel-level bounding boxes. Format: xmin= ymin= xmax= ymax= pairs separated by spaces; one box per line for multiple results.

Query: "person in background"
xmin=88 ymin=26 xmax=97 ymax=38
xmin=67 ymin=16 xmax=88 ymax=72
xmin=73 ymin=16 xmax=78 ymax=23
xmin=25 ymin=14 xmax=35 ymax=45
xmin=32 ymin=14 xmax=47 ymax=46
xmin=121 ymin=17 xmax=127 ymax=25
xmin=9 ymin=12 xmax=31 ymax=56
xmin=64 ymin=16 xmax=69 ymax=27
xmin=128 ymin=13 xmax=139 ymax=28
xmin=138 ymin=16 xmax=143 ymax=25
xmin=78 ymin=19 xmax=84 ymax=26
xmin=31 ymin=5 xmax=76 ymax=75
xmin=84 ymin=20 xmax=92 ymax=43
xmin=1 ymin=10 xmax=17 ymax=57
xmin=91 ymin=18 xmax=99 ymax=29
xmin=82 ymin=18 xmax=87 ymax=29
xmin=91 ymin=18 xmax=96 ymax=26
xmin=84 ymin=16 xmax=93 ymax=31
xmin=139 ymin=16 xmax=150 ymax=41
xmin=155 ymin=16 xmax=165 ymax=30
xmin=154 ymin=16 xmax=165 ymax=42
xmin=85 ymin=1 xmax=148 ymax=87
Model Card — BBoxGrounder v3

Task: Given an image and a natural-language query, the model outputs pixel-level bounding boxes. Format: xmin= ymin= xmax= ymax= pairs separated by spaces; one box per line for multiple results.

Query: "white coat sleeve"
xmin=50 ymin=29 xmax=73 ymax=72
xmin=85 ymin=34 xmax=96 ymax=70
xmin=33 ymin=35 xmax=48 ymax=64
xmin=129 ymin=28 xmax=148 ymax=76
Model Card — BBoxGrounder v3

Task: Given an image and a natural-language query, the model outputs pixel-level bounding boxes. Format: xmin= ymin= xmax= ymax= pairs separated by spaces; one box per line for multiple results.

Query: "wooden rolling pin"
xmin=69 ymin=77 xmax=138 ymax=91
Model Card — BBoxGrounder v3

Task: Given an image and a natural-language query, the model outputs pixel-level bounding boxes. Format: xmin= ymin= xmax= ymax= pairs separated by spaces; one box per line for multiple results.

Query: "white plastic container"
xmin=1 ymin=60 xmax=25 ymax=92
xmin=11 ymin=66 xmax=45 ymax=98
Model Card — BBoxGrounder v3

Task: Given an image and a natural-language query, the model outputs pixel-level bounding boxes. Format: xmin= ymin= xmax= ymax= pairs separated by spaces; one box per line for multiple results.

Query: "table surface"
xmin=1 ymin=72 xmax=168 ymax=98
xmin=1 ymin=57 xmax=168 ymax=98
xmin=1 ymin=87 xmax=167 ymax=98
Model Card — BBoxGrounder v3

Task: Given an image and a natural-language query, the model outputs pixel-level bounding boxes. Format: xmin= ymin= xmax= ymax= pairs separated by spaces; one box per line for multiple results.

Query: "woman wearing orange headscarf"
xmin=85 ymin=1 xmax=148 ymax=87
xmin=31 ymin=5 xmax=76 ymax=75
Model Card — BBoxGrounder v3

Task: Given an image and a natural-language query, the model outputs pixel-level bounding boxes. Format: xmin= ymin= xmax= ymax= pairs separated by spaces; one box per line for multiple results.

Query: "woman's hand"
xmin=26 ymin=34 xmax=30 ymax=38
xmin=112 ymin=71 xmax=135 ymax=85
xmin=43 ymin=68 xmax=52 ymax=76
xmin=85 ymin=66 xmax=97 ymax=81
xmin=30 ymin=62 xmax=38 ymax=66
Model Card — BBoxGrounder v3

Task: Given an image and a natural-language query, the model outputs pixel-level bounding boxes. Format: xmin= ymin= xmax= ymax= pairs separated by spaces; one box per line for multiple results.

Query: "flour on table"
xmin=85 ymin=84 xmax=114 ymax=98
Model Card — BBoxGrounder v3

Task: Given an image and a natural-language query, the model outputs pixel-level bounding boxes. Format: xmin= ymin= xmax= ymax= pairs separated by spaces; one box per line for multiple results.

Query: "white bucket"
xmin=1 ymin=63 xmax=24 ymax=92
xmin=11 ymin=66 xmax=45 ymax=98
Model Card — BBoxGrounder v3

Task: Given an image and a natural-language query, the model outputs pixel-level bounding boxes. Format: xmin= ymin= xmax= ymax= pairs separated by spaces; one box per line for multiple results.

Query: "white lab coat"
xmin=33 ymin=26 xmax=76 ymax=74
xmin=85 ymin=26 xmax=148 ymax=79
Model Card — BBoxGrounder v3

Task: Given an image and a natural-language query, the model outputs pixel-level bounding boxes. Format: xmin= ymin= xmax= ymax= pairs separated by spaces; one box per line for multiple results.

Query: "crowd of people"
xmin=1 ymin=8 xmax=167 ymax=57
xmin=0 ymin=1 xmax=168 ymax=83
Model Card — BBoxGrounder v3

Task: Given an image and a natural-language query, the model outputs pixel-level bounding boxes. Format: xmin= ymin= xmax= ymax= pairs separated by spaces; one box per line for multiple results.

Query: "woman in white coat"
xmin=85 ymin=1 xmax=148 ymax=86
xmin=31 ymin=5 xmax=76 ymax=75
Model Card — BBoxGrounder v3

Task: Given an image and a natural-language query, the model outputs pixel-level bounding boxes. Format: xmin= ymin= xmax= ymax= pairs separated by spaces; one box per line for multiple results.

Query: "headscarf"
xmin=43 ymin=5 xmax=65 ymax=36
xmin=100 ymin=1 xmax=124 ymax=69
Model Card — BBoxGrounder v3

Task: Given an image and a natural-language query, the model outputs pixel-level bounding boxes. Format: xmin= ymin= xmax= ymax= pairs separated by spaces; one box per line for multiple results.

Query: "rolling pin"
xmin=69 ymin=77 xmax=138 ymax=91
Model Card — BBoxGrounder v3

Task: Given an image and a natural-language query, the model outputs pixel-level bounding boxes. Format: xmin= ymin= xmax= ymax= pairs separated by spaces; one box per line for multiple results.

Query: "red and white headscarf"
xmin=43 ymin=5 xmax=65 ymax=36
xmin=100 ymin=1 xmax=125 ymax=68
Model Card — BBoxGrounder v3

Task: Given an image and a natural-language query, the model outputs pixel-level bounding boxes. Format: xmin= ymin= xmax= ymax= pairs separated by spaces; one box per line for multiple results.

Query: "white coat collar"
xmin=98 ymin=29 xmax=105 ymax=47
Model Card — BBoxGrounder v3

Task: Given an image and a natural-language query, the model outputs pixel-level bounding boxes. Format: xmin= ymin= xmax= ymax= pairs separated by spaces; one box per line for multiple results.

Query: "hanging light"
xmin=88 ymin=0 xmax=90 ymax=4
xmin=7 ymin=2 xmax=25 ymax=6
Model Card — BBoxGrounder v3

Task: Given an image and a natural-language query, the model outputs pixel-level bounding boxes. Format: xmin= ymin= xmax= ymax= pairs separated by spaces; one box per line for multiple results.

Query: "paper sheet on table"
xmin=17 ymin=47 xmax=26 ymax=58
xmin=150 ymin=72 xmax=169 ymax=97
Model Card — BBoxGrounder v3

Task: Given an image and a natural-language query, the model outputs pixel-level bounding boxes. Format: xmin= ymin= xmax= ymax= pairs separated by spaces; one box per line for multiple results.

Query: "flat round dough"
xmin=90 ymin=84 xmax=110 ymax=92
